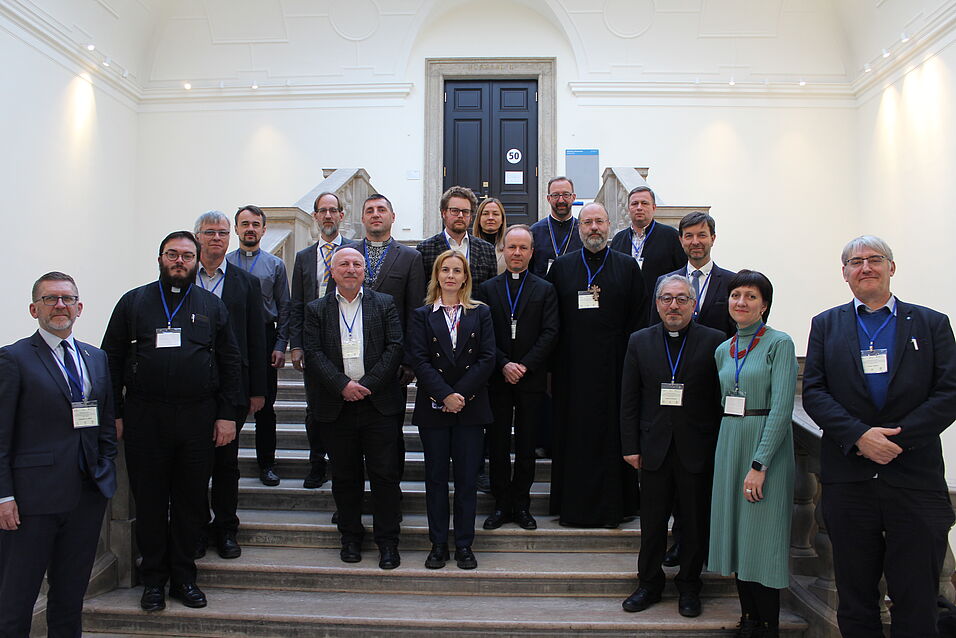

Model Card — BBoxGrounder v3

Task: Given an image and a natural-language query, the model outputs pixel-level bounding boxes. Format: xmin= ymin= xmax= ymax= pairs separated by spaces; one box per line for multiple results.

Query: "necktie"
xmin=61 ymin=340 xmax=83 ymax=402
xmin=692 ymin=270 xmax=702 ymax=298
xmin=321 ymin=243 xmax=334 ymax=288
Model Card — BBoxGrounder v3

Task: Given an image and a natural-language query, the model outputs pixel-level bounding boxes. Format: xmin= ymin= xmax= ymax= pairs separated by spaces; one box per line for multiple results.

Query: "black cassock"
xmin=546 ymin=246 xmax=646 ymax=527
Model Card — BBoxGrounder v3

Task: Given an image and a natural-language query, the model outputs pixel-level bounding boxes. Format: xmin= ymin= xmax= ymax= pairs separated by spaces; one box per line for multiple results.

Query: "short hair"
xmin=727 ymin=269 xmax=773 ymax=323
xmin=655 ymin=274 xmax=696 ymax=301
xmin=424 ymin=250 xmax=481 ymax=310
xmin=678 ymin=211 xmax=716 ymax=235
xmin=235 ymin=204 xmax=266 ymax=225
xmin=628 ymin=186 xmax=656 ymax=205
xmin=547 ymin=176 xmax=574 ymax=192
xmin=159 ymin=231 xmax=201 ymax=259
xmin=841 ymin=235 xmax=894 ymax=265
xmin=579 ymin=202 xmax=609 ymax=221
xmin=313 ymin=191 xmax=343 ymax=213
xmin=329 ymin=245 xmax=365 ymax=269
xmin=194 ymin=210 xmax=231 ymax=234
xmin=32 ymin=271 xmax=77 ymax=301
xmin=440 ymin=185 xmax=478 ymax=212
xmin=472 ymin=197 xmax=507 ymax=246
xmin=363 ymin=194 xmax=393 ymax=213
xmin=503 ymin=224 xmax=533 ymax=242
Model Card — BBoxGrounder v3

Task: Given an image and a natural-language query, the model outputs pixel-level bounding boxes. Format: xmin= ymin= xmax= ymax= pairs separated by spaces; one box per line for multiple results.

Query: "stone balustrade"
xmin=592 ymin=166 xmax=711 ymax=233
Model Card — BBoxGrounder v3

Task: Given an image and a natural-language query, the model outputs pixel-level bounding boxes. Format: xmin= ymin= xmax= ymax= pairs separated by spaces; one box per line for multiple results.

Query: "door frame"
xmin=424 ymin=58 xmax=556 ymax=238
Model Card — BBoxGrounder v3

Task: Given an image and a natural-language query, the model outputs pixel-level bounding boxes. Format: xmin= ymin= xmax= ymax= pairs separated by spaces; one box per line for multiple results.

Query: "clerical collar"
xmin=510 ymin=270 xmax=526 ymax=279
xmin=243 ymin=248 xmax=260 ymax=257
xmin=853 ymin=295 xmax=896 ymax=315
xmin=666 ymin=324 xmax=691 ymax=338
xmin=584 ymin=246 xmax=608 ymax=261
xmin=550 ymin=215 xmax=573 ymax=225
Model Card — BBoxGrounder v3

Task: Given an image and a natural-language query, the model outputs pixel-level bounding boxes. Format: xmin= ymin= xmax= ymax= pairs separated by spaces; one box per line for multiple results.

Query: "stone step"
xmin=275 ymin=368 xmax=418 ymax=400
xmin=240 ymin=424 xmax=455 ymax=453
xmin=235 ymin=510 xmax=640 ymax=553
xmin=83 ymin=588 xmax=808 ymax=637
xmin=268 ymin=400 xmax=423 ymax=426
xmin=237 ymin=449 xmax=552 ymax=482
xmin=237 ymin=479 xmax=552 ymax=514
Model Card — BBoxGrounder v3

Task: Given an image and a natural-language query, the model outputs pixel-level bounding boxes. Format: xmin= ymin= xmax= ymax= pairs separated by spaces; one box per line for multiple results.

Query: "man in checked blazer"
xmin=303 ymin=247 xmax=405 ymax=570
xmin=416 ymin=185 xmax=497 ymax=288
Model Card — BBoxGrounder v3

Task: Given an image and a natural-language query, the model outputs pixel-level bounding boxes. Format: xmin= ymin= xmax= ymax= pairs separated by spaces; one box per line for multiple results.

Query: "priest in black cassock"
xmin=546 ymin=202 xmax=647 ymax=528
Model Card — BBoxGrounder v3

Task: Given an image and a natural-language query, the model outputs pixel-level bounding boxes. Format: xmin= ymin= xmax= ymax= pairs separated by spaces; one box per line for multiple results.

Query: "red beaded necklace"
xmin=729 ymin=324 xmax=768 ymax=358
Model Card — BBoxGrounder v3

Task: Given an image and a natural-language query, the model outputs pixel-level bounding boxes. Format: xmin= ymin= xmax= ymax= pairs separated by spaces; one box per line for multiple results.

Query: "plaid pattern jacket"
xmin=415 ymin=232 xmax=497 ymax=288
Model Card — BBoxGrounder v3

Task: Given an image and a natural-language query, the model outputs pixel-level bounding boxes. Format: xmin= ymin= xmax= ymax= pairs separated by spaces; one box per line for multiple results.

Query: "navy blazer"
xmin=218 ymin=264 xmax=267 ymax=405
xmin=803 ymin=299 xmax=956 ymax=490
xmin=653 ymin=263 xmax=736 ymax=339
xmin=289 ymin=238 xmax=358 ymax=350
xmin=408 ymin=303 xmax=496 ymax=427
xmin=0 ymin=332 xmax=117 ymax=515
xmin=610 ymin=221 xmax=685 ymax=301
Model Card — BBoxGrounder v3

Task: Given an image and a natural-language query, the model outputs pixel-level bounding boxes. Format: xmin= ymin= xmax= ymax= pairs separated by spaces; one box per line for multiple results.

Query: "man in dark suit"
xmin=303 ymin=247 xmax=404 ymax=570
xmin=803 ymin=235 xmax=956 ymax=637
xmin=290 ymin=191 xmax=358 ymax=488
xmin=0 ymin=271 xmax=117 ymax=637
xmin=194 ymin=211 xmax=267 ymax=559
xmin=609 ymin=185 xmax=685 ymax=302
xmin=529 ymin=176 xmax=583 ymax=278
xmin=477 ymin=225 xmax=559 ymax=531
xmin=619 ymin=274 xmax=724 ymax=618
xmin=416 ymin=185 xmax=497 ymax=287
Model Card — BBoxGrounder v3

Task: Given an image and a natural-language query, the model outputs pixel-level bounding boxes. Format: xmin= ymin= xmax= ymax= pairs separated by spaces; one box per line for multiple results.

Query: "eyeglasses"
xmin=315 ymin=207 xmax=340 ymax=215
xmin=657 ymin=294 xmax=693 ymax=306
xmin=162 ymin=250 xmax=197 ymax=263
xmin=445 ymin=207 xmax=472 ymax=217
xmin=199 ymin=230 xmax=230 ymax=238
xmin=845 ymin=255 xmax=888 ymax=268
xmin=35 ymin=295 xmax=79 ymax=306
xmin=547 ymin=193 xmax=574 ymax=200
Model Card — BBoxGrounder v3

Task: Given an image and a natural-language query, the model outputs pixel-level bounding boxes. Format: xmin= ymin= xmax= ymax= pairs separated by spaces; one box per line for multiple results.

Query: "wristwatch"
xmin=752 ymin=461 xmax=767 ymax=472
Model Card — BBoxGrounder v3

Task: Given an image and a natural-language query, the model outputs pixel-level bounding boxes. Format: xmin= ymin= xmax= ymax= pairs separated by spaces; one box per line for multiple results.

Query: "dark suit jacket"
xmin=218 ymin=264 xmax=267 ymax=406
xmin=620 ymin=322 xmax=725 ymax=473
xmin=302 ymin=288 xmax=404 ymax=422
xmin=408 ymin=303 xmax=496 ymax=427
xmin=610 ymin=221 xmax=685 ymax=300
xmin=653 ymin=263 xmax=736 ymax=338
xmin=356 ymin=239 xmax=425 ymax=333
xmin=477 ymin=272 xmax=559 ymax=393
xmin=803 ymin=300 xmax=956 ymax=490
xmin=0 ymin=333 xmax=117 ymax=515
xmin=289 ymin=237 xmax=358 ymax=350
xmin=416 ymin=232 xmax=497 ymax=288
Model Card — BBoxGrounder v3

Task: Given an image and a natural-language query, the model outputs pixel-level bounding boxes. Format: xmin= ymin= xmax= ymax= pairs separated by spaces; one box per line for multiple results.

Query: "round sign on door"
xmin=506 ymin=148 xmax=522 ymax=164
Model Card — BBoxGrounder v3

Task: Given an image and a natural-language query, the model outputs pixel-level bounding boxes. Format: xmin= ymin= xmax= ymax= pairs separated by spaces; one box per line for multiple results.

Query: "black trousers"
xmin=488 ymin=384 xmax=540 ymax=513
xmin=320 ymin=400 xmax=401 ymax=546
xmin=305 ymin=406 xmax=329 ymax=474
xmin=0 ymin=481 xmax=106 ymax=638
xmin=637 ymin=445 xmax=711 ymax=595
xmin=254 ymin=322 xmax=278 ymax=469
xmin=822 ymin=479 xmax=955 ymax=638
xmin=207 ymin=405 xmax=247 ymax=534
xmin=124 ymin=395 xmax=215 ymax=586
xmin=419 ymin=424 xmax=483 ymax=549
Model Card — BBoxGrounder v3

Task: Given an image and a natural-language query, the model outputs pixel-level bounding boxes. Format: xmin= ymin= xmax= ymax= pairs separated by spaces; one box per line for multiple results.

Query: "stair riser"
xmin=238 ymin=489 xmax=550 ymax=514
xmin=237 ymin=458 xmax=552 ymax=482
xmin=269 ymin=406 xmax=418 ymax=426
xmin=239 ymin=429 xmax=434 ymax=453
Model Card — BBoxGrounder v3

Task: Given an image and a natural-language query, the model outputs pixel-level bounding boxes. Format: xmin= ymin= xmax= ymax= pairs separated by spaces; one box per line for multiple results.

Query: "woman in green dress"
xmin=708 ymin=270 xmax=797 ymax=638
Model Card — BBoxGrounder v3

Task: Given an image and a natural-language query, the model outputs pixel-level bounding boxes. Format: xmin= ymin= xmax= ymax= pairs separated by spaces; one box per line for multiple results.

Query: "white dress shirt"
xmin=686 ymin=259 xmax=715 ymax=308
xmin=337 ymin=288 xmax=365 ymax=381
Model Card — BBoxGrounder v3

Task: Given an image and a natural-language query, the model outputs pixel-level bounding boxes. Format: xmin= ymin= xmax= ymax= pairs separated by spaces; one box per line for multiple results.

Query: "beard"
xmin=320 ymin=222 xmax=340 ymax=240
xmin=240 ymin=235 xmax=259 ymax=248
xmin=583 ymin=233 xmax=607 ymax=252
xmin=159 ymin=262 xmax=198 ymax=289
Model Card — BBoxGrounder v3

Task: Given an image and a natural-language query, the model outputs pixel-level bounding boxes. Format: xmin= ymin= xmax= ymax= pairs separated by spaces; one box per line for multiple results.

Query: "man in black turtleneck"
xmin=529 ymin=176 xmax=583 ymax=277
xmin=619 ymin=275 xmax=724 ymax=618
xmin=545 ymin=203 xmax=646 ymax=529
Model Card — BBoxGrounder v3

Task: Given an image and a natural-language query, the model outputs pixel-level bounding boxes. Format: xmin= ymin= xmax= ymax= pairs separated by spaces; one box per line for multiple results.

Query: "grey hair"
xmin=194 ymin=210 xmax=231 ymax=234
xmin=841 ymin=235 xmax=894 ymax=265
xmin=655 ymin=274 xmax=697 ymax=301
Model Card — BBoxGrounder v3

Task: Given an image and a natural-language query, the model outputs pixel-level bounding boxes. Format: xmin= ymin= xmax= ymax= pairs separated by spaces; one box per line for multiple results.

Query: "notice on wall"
xmin=504 ymin=171 xmax=524 ymax=185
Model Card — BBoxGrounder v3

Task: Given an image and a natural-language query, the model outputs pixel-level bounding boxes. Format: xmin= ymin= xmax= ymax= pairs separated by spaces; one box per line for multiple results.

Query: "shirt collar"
xmin=335 ymin=287 xmax=364 ymax=305
xmin=854 ymin=295 xmax=897 ymax=314
xmin=432 ymin=300 xmax=462 ymax=312
xmin=38 ymin=327 xmax=74 ymax=352
xmin=686 ymin=259 xmax=714 ymax=276
xmin=322 ymin=235 xmax=343 ymax=248
xmin=444 ymin=230 xmax=469 ymax=249
xmin=200 ymin=259 xmax=227 ymax=278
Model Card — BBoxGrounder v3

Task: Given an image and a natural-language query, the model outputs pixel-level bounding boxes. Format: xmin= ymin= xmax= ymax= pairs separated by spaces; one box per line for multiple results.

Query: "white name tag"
xmin=861 ymin=349 xmax=888 ymax=374
xmin=660 ymin=383 xmax=684 ymax=406
xmin=577 ymin=291 xmax=599 ymax=310
xmin=72 ymin=401 xmax=99 ymax=428
xmin=725 ymin=395 xmax=746 ymax=416
xmin=156 ymin=328 xmax=181 ymax=348
xmin=511 ymin=319 xmax=517 ymax=339
xmin=342 ymin=340 xmax=360 ymax=359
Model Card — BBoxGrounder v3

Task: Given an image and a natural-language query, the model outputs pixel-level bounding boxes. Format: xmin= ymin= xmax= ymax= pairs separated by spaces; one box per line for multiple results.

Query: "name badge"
xmin=724 ymin=394 xmax=746 ymax=416
xmin=156 ymin=328 xmax=181 ymax=348
xmin=577 ymin=290 xmax=599 ymax=310
xmin=636 ymin=257 xmax=644 ymax=269
xmin=660 ymin=383 xmax=684 ymax=406
xmin=861 ymin=349 xmax=888 ymax=374
xmin=72 ymin=400 xmax=99 ymax=428
xmin=342 ymin=339 xmax=360 ymax=359
xmin=547 ymin=259 xmax=554 ymax=274
xmin=511 ymin=319 xmax=517 ymax=339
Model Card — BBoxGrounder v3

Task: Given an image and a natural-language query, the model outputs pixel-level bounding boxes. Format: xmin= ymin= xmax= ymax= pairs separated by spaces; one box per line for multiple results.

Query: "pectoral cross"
xmin=588 ymin=284 xmax=601 ymax=302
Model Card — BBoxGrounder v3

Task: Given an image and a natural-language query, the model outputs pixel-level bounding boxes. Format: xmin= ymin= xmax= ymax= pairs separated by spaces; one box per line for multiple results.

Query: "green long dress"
xmin=707 ymin=322 xmax=797 ymax=589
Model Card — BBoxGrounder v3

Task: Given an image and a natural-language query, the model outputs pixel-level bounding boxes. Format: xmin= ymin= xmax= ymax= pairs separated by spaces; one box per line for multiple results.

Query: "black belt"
xmin=727 ymin=409 xmax=771 ymax=417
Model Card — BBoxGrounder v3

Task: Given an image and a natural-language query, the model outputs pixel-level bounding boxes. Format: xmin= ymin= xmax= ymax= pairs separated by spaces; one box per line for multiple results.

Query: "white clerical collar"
xmin=243 ymin=248 xmax=260 ymax=257
xmin=853 ymin=295 xmax=897 ymax=314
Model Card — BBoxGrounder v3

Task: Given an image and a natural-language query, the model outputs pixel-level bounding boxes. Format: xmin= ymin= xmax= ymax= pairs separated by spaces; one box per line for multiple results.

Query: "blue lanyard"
xmin=733 ymin=323 xmax=764 ymax=391
xmin=630 ymin=220 xmax=656 ymax=257
xmin=856 ymin=306 xmax=896 ymax=350
xmin=54 ymin=343 xmax=86 ymax=401
xmin=198 ymin=270 xmax=225 ymax=296
xmin=663 ymin=330 xmax=688 ymax=384
xmin=547 ymin=216 xmax=573 ymax=258
xmin=364 ymin=239 xmax=392 ymax=282
xmin=580 ymin=248 xmax=609 ymax=288
xmin=242 ymin=251 xmax=262 ymax=273
xmin=340 ymin=301 xmax=361 ymax=339
xmin=505 ymin=272 xmax=528 ymax=319
xmin=444 ymin=234 xmax=469 ymax=261
xmin=692 ymin=269 xmax=713 ymax=317
xmin=158 ymin=281 xmax=192 ymax=328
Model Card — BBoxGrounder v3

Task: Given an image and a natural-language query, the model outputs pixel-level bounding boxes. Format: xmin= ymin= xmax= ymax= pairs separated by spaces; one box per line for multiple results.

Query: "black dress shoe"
xmin=303 ymin=469 xmax=327 ymax=489
xmin=424 ymin=543 xmax=449 ymax=569
xmin=662 ymin=541 xmax=681 ymax=567
xmin=331 ymin=511 xmax=339 ymax=524
xmin=621 ymin=587 xmax=661 ymax=612
xmin=476 ymin=472 xmax=491 ymax=494
xmin=483 ymin=509 xmax=511 ymax=530
xmin=454 ymin=546 xmax=477 ymax=570
xmin=340 ymin=541 xmax=362 ymax=563
xmin=140 ymin=585 xmax=165 ymax=611
xmin=734 ymin=615 xmax=759 ymax=638
xmin=378 ymin=544 xmax=401 ymax=570
xmin=678 ymin=592 xmax=702 ymax=617
xmin=260 ymin=466 xmax=280 ymax=487
xmin=217 ymin=530 xmax=241 ymax=559
xmin=513 ymin=510 xmax=537 ymax=530
xmin=169 ymin=583 xmax=207 ymax=608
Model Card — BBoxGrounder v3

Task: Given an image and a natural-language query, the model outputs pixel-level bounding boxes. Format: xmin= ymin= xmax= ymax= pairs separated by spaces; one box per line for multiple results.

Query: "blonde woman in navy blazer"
xmin=408 ymin=249 xmax=496 ymax=570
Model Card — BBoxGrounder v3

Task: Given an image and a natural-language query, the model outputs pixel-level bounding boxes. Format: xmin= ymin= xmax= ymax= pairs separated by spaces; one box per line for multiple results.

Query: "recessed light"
xmin=882 ymin=48 xmax=890 ymax=58
xmin=102 ymin=58 xmax=111 ymax=68
xmin=86 ymin=44 xmax=95 ymax=51
xmin=183 ymin=82 xmax=192 ymax=90
xmin=799 ymin=79 xmax=806 ymax=86
xmin=728 ymin=77 xmax=735 ymax=86
xmin=864 ymin=63 xmax=872 ymax=73
xmin=251 ymin=82 xmax=259 ymax=89
xmin=900 ymin=32 xmax=910 ymax=43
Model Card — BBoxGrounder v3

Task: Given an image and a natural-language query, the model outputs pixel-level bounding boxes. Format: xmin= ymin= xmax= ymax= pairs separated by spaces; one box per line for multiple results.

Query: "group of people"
xmin=0 ymin=176 xmax=953 ymax=638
